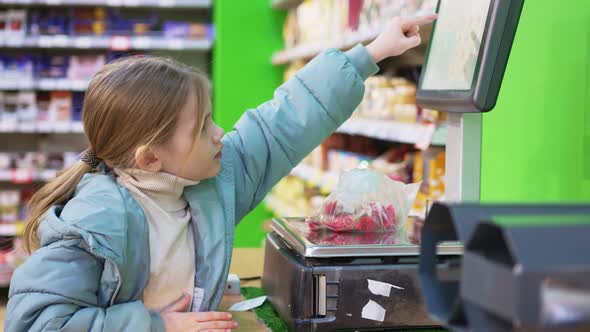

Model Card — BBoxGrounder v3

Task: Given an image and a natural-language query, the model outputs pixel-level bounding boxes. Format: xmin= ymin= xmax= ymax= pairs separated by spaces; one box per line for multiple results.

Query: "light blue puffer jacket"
xmin=6 ymin=44 xmax=378 ymax=331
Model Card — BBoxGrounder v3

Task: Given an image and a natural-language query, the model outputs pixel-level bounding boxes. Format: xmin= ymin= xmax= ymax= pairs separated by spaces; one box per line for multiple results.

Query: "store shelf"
xmin=0 ymin=35 xmax=213 ymax=51
xmin=290 ymin=163 xmax=339 ymax=193
xmin=271 ymin=0 xmax=301 ymax=10
xmin=271 ymin=27 xmax=432 ymax=65
xmin=0 ymin=79 xmax=90 ymax=91
xmin=0 ymin=121 xmax=85 ymax=133
xmin=0 ymin=222 xmax=25 ymax=236
xmin=0 ymin=0 xmax=211 ymax=8
xmin=272 ymin=27 xmax=381 ymax=65
xmin=0 ymin=169 xmax=58 ymax=183
xmin=336 ymin=118 xmax=446 ymax=147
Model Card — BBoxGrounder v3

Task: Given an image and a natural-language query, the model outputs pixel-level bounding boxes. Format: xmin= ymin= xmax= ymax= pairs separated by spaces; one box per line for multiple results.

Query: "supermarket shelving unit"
xmin=266 ymin=0 xmax=444 ymax=218
xmin=0 ymin=35 xmax=212 ymax=50
xmin=0 ymin=0 xmax=211 ymax=8
xmin=0 ymin=0 xmax=213 ymax=286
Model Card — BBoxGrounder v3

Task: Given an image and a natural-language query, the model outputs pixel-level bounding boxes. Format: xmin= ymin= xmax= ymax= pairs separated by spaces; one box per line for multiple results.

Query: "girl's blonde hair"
xmin=22 ymin=56 xmax=211 ymax=253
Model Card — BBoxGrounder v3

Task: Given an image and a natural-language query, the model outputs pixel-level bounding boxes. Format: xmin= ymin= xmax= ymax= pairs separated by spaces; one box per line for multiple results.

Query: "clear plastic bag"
xmin=306 ymin=167 xmax=420 ymax=238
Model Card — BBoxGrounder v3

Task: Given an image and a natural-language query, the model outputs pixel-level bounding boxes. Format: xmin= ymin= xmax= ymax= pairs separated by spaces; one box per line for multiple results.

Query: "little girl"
xmin=6 ymin=15 xmax=435 ymax=332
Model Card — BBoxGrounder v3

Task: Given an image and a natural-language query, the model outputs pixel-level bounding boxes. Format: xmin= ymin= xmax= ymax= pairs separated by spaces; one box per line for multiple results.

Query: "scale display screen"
xmin=417 ymin=0 xmax=525 ymax=112
xmin=421 ymin=0 xmax=491 ymax=91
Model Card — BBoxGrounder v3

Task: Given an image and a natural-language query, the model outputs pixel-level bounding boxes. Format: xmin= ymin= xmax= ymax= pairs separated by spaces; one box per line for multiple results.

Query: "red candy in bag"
xmin=306 ymin=167 xmax=420 ymax=242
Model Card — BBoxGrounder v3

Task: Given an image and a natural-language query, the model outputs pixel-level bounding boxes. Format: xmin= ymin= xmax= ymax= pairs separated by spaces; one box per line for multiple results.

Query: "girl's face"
xmin=154 ymin=91 xmax=224 ymax=181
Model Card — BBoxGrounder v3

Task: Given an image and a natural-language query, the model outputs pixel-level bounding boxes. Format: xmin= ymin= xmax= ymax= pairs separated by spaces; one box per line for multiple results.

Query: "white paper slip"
xmin=190 ymin=287 xmax=205 ymax=312
xmin=368 ymin=279 xmax=404 ymax=297
xmin=361 ymin=300 xmax=386 ymax=322
xmin=228 ymin=296 xmax=267 ymax=312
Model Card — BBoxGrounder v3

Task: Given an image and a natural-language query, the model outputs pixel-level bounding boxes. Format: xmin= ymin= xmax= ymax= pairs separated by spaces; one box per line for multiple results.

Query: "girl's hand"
xmin=161 ymin=294 xmax=238 ymax=332
xmin=366 ymin=14 xmax=437 ymax=62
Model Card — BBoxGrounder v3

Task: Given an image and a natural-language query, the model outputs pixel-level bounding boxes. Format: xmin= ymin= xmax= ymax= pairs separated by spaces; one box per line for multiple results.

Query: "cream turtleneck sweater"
xmin=114 ymin=168 xmax=198 ymax=312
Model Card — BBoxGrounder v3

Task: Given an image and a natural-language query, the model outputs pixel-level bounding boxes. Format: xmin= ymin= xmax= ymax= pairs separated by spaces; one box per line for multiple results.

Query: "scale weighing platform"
xmin=262 ymin=218 xmax=462 ymax=331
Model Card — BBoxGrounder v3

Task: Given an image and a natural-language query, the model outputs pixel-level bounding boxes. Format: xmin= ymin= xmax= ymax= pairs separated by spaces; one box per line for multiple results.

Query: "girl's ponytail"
xmin=22 ymin=160 xmax=93 ymax=254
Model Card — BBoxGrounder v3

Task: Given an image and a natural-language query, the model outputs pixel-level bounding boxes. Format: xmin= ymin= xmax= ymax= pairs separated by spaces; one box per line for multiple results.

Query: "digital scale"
xmin=259 ymin=0 xmax=590 ymax=331
xmin=262 ymin=218 xmax=462 ymax=331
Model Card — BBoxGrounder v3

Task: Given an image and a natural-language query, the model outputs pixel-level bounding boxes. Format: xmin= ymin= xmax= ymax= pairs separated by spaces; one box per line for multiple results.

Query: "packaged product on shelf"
xmin=5 ymin=10 xmax=26 ymax=37
xmin=0 ymin=153 xmax=10 ymax=170
xmin=67 ymin=55 xmax=106 ymax=80
xmin=358 ymin=0 xmax=381 ymax=31
xmin=267 ymin=175 xmax=318 ymax=217
xmin=1 ymin=92 xmax=19 ymax=125
xmin=424 ymin=148 xmax=445 ymax=199
xmin=107 ymin=9 xmax=158 ymax=36
xmin=163 ymin=22 xmax=210 ymax=39
xmin=70 ymin=8 xmax=106 ymax=36
xmin=362 ymin=0 xmax=432 ymax=25
xmin=46 ymin=152 xmax=66 ymax=170
xmin=33 ymin=152 xmax=48 ymax=170
xmin=371 ymin=146 xmax=413 ymax=183
xmin=0 ymin=190 xmax=20 ymax=223
xmin=410 ymin=148 xmax=445 ymax=218
xmin=332 ymin=0 xmax=350 ymax=36
xmin=356 ymin=76 xmax=418 ymax=121
xmin=316 ymin=134 xmax=385 ymax=171
xmin=347 ymin=0 xmax=364 ymax=31
xmin=17 ymin=92 xmax=37 ymax=125
xmin=327 ymin=149 xmax=374 ymax=173
xmin=29 ymin=8 xmax=68 ymax=35
xmin=411 ymin=151 xmax=426 ymax=212
xmin=0 ymin=152 xmax=80 ymax=173
xmin=162 ymin=21 xmax=188 ymax=39
xmin=35 ymin=91 xmax=51 ymax=124
xmin=0 ymin=11 xmax=6 ymax=39
xmin=307 ymin=167 xmax=420 ymax=240
xmin=296 ymin=1 xmax=328 ymax=44
xmin=284 ymin=0 xmax=428 ymax=49
xmin=391 ymin=104 xmax=418 ymax=123
xmin=189 ymin=23 xmax=211 ymax=39
xmin=407 ymin=216 xmax=423 ymax=244
xmin=48 ymin=91 xmax=72 ymax=123
xmin=72 ymin=92 xmax=85 ymax=122
xmin=392 ymin=82 xmax=417 ymax=104
xmin=42 ymin=55 xmax=69 ymax=79
xmin=13 ymin=153 xmax=34 ymax=169
xmin=419 ymin=108 xmax=440 ymax=124
xmin=92 ymin=8 xmax=107 ymax=35
xmin=1 ymin=55 xmax=34 ymax=83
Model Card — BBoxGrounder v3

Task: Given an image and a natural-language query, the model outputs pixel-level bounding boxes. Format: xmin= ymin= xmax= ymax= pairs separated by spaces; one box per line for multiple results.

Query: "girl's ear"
xmin=134 ymin=146 xmax=163 ymax=173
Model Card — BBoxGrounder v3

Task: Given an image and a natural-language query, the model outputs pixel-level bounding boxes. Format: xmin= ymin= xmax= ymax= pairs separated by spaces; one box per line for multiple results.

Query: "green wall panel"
xmin=213 ymin=1 xmax=286 ymax=247
xmin=480 ymin=0 xmax=590 ymax=203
